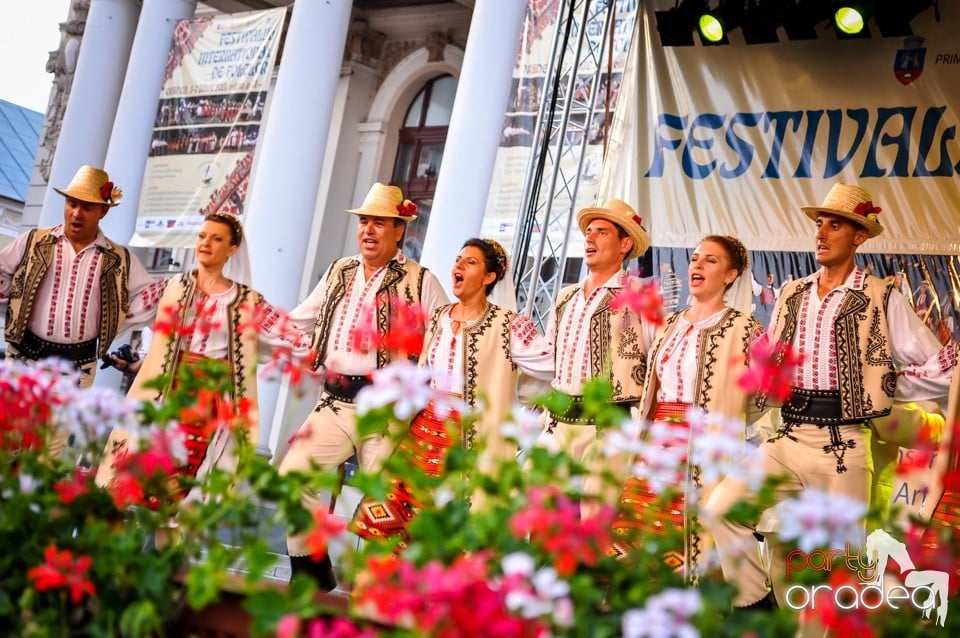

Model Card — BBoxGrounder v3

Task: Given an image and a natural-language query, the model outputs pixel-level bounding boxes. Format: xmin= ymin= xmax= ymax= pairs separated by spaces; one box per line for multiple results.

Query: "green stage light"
xmin=698 ymin=13 xmax=725 ymax=43
xmin=835 ymin=6 xmax=865 ymax=35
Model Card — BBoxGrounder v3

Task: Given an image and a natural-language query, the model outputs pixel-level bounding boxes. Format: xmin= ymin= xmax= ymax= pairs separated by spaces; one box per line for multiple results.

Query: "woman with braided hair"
xmin=352 ymin=238 xmax=554 ymax=546
xmin=96 ymin=213 xmax=311 ymax=505
xmin=609 ymin=235 xmax=765 ymax=585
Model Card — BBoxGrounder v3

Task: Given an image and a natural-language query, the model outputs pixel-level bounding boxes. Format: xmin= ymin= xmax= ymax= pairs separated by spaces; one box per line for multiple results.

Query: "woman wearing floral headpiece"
xmin=96 ymin=213 xmax=312 ymax=506
xmin=609 ymin=234 xmax=765 ymax=585
xmin=352 ymin=238 xmax=554 ymax=546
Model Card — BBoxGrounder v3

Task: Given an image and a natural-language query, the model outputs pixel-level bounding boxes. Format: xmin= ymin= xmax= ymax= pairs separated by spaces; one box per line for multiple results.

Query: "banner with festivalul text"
xmin=599 ymin=0 xmax=960 ymax=521
xmin=132 ymin=8 xmax=285 ymax=247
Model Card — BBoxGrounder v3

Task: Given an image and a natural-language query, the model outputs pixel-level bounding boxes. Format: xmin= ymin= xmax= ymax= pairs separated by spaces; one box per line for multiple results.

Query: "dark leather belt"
xmin=781 ymin=388 xmax=864 ymax=426
xmin=10 ymin=330 xmax=98 ymax=366
xmin=323 ymin=373 xmax=372 ymax=404
xmin=548 ymin=395 xmax=632 ymax=425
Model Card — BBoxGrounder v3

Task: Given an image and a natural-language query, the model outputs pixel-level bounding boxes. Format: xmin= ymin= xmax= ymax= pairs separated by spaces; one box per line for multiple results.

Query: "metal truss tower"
xmin=512 ymin=0 xmax=625 ymax=331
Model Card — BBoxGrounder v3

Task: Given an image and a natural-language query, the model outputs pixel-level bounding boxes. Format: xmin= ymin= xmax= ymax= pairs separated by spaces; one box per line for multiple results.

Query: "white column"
xmin=419 ymin=0 xmax=526 ymax=281
xmin=243 ymin=0 xmax=353 ymax=456
xmin=39 ymin=0 xmax=140 ymax=226
xmin=101 ymin=0 xmax=198 ymax=242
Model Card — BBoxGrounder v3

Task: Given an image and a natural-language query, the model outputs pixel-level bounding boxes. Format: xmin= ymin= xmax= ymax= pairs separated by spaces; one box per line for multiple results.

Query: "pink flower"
xmin=611 ymin=274 xmax=665 ymax=327
xmin=737 ymin=335 xmax=802 ymax=404
xmin=276 ymin=614 xmax=301 ymax=638
xmin=304 ymin=507 xmax=347 ymax=560
xmin=354 ymin=554 xmax=548 ymax=637
xmin=509 ymin=487 xmax=615 ymax=577
xmin=776 ymin=488 xmax=866 ymax=552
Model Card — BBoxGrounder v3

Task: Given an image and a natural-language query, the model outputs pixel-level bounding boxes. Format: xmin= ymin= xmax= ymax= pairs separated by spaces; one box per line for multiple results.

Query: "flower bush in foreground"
xmin=0 ymin=353 xmax=330 ymax=637
xmin=5 ymin=295 xmax=960 ymax=637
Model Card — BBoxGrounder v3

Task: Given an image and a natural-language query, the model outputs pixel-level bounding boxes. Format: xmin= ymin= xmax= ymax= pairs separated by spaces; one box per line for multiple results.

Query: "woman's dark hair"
xmin=204 ymin=213 xmax=243 ymax=246
xmin=462 ymin=238 xmax=509 ymax=296
xmin=701 ymin=234 xmax=749 ymax=289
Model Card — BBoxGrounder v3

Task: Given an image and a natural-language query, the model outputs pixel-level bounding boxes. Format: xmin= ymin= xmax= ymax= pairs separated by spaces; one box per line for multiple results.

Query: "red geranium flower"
xmin=53 ymin=466 xmax=91 ymax=505
xmin=100 ymin=181 xmax=114 ymax=201
xmin=304 ymin=506 xmax=347 ymax=560
xmin=396 ymin=199 xmax=418 ymax=217
xmin=738 ymin=335 xmax=802 ymax=404
xmin=853 ymin=201 xmax=881 ymax=218
xmin=27 ymin=545 xmax=97 ymax=604
xmin=611 ymin=274 xmax=665 ymax=327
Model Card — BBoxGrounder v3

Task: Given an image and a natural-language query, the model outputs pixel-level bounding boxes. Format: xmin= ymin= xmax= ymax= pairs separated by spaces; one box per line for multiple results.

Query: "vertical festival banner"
xmin=480 ymin=0 xmax=638 ymax=257
xmin=131 ymin=8 xmax=285 ymax=247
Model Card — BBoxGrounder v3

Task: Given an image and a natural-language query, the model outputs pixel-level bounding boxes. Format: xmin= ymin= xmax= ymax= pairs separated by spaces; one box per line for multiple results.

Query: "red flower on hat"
xmin=853 ymin=201 xmax=881 ymax=220
xmin=396 ymin=199 xmax=417 ymax=218
xmin=99 ymin=181 xmax=122 ymax=205
xmin=632 ymin=214 xmax=643 ymax=227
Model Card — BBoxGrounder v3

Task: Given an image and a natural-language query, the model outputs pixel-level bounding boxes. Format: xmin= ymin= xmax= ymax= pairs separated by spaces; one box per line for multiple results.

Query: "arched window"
xmin=391 ymin=74 xmax=457 ymax=261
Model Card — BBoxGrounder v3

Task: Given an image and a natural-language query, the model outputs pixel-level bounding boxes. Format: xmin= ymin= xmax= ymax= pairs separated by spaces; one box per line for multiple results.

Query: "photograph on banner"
xmin=132 ymin=8 xmax=285 ymax=248
xmin=481 ymin=0 xmax=638 ymax=258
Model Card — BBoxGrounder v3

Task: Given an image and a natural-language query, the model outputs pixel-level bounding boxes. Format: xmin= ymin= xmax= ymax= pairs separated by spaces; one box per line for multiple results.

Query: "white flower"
xmin=552 ymin=596 xmax=574 ymax=627
xmin=18 ymin=473 xmax=39 ymax=495
xmin=158 ymin=424 xmax=190 ymax=465
xmin=503 ymin=563 xmax=572 ymax=622
xmin=432 ymin=486 xmax=455 ymax=508
xmin=502 ymin=552 xmax=535 ymax=577
xmin=56 ymin=387 xmax=142 ymax=447
xmin=687 ymin=415 xmax=766 ymax=491
xmin=354 ymin=360 xmax=433 ymax=418
xmin=776 ymin=488 xmax=867 ymax=553
xmin=531 ymin=566 xmax=570 ymax=599
xmin=628 ymin=421 xmax=688 ymax=494
xmin=622 ymin=588 xmax=702 ymax=638
xmin=500 ymin=404 xmax=543 ymax=451
xmin=604 ymin=417 xmax=645 ymax=458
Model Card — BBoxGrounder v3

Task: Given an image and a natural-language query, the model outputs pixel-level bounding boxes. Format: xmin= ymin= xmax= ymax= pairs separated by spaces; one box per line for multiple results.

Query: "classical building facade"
xmin=24 ymin=0 xmax=527 ymax=457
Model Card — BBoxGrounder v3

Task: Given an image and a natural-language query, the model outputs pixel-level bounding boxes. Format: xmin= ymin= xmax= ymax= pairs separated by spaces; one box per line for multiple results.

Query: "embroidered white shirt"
xmin=425 ymin=307 xmax=554 ymax=394
xmin=180 ymin=284 xmax=311 ymax=360
xmin=547 ymin=272 xmax=657 ymax=395
xmin=655 ymin=309 xmax=728 ymax=405
xmin=0 ymin=226 xmax=165 ymax=344
xmin=288 ymin=251 xmax=448 ymax=375
xmin=789 ymin=267 xmax=953 ymax=401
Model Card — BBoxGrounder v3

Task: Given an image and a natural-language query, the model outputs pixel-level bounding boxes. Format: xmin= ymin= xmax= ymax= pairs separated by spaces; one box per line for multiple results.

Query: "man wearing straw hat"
xmin=280 ymin=182 xmax=448 ymax=590
xmin=536 ymin=198 xmax=655 ymax=519
xmin=705 ymin=183 xmax=956 ymax=615
xmin=0 ymin=166 xmax=164 ymax=453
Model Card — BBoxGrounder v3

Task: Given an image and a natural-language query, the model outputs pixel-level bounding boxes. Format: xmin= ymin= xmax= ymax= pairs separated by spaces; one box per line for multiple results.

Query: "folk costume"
xmin=539 ymin=270 xmax=655 ymax=517
xmin=94 ymin=271 xmax=311 ymax=504
xmin=610 ymin=308 xmax=763 ymax=582
xmin=536 ymin=197 xmax=655 ymax=519
xmin=706 ymin=184 xmax=956 ymax=609
xmin=279 ymin=183 xmax=448 ymax=563
xmin=0 ymin=226 xmax=162 ymax=382
xmin=0 ymin=166 xmax=164 ymax=458
xmin=352 ymin=302 xmax=553 ymax=545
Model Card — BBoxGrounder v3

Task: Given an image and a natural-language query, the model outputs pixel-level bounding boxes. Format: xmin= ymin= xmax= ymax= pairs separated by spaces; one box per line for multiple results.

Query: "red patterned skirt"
xmin=351 ymin=399 xmax=461 ymax=546
xmin=609 ymin=402 xmax=698 ymax=576
xmin=145 ymin=351 xmax=228 ymax=509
